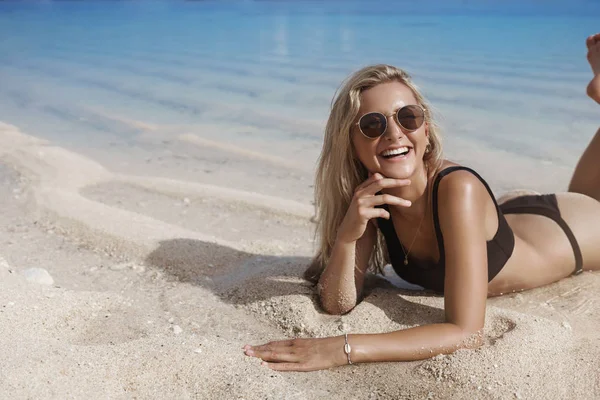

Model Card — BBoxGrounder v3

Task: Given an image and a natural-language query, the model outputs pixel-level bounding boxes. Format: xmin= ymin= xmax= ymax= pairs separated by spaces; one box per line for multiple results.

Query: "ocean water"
xmin=0 ymin=1 xmax=598 ymax=187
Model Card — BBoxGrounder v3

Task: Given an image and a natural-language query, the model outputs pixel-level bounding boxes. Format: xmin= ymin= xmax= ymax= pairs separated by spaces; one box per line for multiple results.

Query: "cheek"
xmin=412 ymin=130 xmax=429 ymax=151
xmin=351 ymin=136 xmax=379 ymax=167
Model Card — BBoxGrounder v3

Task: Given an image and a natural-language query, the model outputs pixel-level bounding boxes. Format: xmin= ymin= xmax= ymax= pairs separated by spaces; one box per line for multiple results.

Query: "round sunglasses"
xmin=355 ymin=104 xmax=425 ymax=139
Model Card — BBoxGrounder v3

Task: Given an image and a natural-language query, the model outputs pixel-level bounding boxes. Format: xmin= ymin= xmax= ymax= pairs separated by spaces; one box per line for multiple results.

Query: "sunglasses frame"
xmin=355 ymin=104 xmax=426 ymax=139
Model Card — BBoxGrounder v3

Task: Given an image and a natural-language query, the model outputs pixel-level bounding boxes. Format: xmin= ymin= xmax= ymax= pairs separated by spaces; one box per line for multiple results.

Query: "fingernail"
xmin=246 ymin=349 xmax=254 ymax=355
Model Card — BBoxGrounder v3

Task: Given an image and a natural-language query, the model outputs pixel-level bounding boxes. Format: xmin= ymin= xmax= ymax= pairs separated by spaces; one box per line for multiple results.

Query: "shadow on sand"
xmin=145 ymin=238 xmax=445 ymax=328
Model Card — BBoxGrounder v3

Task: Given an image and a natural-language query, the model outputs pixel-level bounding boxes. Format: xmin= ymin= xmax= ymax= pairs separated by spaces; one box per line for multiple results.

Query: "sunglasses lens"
xmin=359 ymin=113 xmax=386 ymax=138
xmin=397 ymin=105 xmax=425 ymax=131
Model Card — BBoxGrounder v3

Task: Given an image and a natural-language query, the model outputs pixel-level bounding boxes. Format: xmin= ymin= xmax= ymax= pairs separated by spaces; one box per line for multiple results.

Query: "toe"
xmin=587 ymin=33 xmax=600 ymax=49
xmin=587 ymin=35 xmax=595 ymax=48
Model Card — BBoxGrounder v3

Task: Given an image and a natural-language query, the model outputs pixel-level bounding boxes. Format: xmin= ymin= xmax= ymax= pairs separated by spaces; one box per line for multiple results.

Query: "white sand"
xmin=0 ymin=120 xmax=599 ymax=399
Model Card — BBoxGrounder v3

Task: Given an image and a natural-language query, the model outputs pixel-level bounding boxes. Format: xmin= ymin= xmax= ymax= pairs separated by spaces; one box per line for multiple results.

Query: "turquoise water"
xmin=0 ymin=1 xmax=598 ymax=166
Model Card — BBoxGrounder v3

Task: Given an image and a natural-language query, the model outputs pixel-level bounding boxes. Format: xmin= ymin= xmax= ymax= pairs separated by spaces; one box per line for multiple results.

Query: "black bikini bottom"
xmin=499 ymin=194 xmax=583 ymax=275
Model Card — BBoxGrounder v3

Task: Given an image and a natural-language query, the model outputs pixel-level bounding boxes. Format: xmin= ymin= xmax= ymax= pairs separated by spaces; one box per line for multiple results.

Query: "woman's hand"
xmin=337 ymin=173 xmax=412 ymax=244
xmin=242 ymin=336 xmax=348 ymax=372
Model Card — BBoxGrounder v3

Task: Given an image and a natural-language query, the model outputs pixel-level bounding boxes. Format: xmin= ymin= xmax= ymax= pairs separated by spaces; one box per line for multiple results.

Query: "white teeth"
xmin=381 ymin=147 xmax=409 ymax=157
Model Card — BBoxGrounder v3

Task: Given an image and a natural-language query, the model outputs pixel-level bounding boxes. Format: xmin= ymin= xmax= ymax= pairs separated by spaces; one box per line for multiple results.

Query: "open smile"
xmin=379 ymin=146 xmax=412 ymax=161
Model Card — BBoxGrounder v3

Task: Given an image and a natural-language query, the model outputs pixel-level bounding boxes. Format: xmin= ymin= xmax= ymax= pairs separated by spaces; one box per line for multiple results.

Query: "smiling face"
xmin=351 ymin=81 xmax=429 ymax=180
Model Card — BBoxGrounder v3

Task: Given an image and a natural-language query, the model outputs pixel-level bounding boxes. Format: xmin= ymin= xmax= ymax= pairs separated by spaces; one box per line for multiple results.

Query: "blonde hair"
xmin=304 ymin=64 xmax=443 ymax=283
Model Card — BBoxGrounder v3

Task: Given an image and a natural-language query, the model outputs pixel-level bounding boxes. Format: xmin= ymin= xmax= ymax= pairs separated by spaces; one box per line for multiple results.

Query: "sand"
xmin=0 ymin=120 xmax=599 ymax=400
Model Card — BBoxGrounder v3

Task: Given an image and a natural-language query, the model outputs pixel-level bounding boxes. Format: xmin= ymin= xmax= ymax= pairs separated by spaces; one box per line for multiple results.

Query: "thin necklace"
xmin=399 ymin=173 xmax=429 ymax=266
xmin=399 ymin=209 xmax=426 ymax=265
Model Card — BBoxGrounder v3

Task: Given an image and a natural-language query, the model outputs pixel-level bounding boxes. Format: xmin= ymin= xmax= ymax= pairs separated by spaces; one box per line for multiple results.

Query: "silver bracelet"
xmin=344 ymin=333 xmax=353 ymax=365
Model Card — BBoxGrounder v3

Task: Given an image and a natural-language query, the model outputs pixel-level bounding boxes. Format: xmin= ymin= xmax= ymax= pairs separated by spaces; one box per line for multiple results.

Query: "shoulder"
xmin=433 ymin=165 xmax=489 ymax=203
xmin=432 ymin=165 xmax=491 ymax=226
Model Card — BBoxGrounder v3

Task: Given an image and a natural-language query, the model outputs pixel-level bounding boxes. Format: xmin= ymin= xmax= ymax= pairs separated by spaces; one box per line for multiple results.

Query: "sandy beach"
xmin=1 ymin=1 xmax=599 ymax=398
xmin=0 ymin=118 xmax=598 ymax=399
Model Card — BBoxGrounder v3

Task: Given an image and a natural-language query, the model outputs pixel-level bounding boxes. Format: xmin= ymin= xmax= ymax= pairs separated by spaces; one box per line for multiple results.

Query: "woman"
xmin=243 ymin=33 xmax=600 ymax=371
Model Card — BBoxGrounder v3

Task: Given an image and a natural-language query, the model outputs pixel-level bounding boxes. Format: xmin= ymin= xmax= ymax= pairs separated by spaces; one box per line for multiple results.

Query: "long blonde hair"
xmin=304 ymin=64 xmax=443 ymax=283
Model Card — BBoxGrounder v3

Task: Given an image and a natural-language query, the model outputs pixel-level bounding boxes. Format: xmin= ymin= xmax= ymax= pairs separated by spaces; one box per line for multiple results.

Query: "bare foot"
xmin=586 ymin=33 xmax=600 ymax=104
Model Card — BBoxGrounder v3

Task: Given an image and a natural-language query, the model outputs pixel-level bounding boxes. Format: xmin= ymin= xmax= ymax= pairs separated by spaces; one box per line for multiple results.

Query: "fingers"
xmin=248 ymin=348 xmax=298 ymax=363
xmin=355 ymin=172 xmax=383 ymax=192
xmin=262 ymin=361 xmax=312 ymax=372
xmin=356 ymin=172 xmax=410 ymax=194
xmin=359 ymin=176 xmax=411 ymax=196
xmin=352 ymin=175 xmax=412 ymax=224
xmin=360 ymin=193 xmax=411 ymax=208
xmin=245 ymin=339 xmax=293 ymax=348
xmin=249 ymin=339 xmax=294 ymax=351
xmin=244 ymin=341 xmax=313 ymax=372
xmin=353 ymin=206 xmax=390 ymax=221
xmin=244 ymin=340 xmax=298 ymax=363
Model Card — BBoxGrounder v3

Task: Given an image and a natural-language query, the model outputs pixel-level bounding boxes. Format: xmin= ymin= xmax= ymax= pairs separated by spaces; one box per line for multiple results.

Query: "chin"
xmin=379 ymin=165 xmax=415 ymax=179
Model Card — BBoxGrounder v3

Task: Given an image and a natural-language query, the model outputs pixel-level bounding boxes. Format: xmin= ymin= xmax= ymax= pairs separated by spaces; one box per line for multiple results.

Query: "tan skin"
xmin=243 ymin=33 xmax=600 ymax=372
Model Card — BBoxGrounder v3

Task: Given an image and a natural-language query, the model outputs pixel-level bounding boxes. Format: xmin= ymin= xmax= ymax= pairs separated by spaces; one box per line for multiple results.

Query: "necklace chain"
xmin=399 ymin=210 xmax=426 ymax=265
xmin=399 ymin=172 xmax=429 ymax=266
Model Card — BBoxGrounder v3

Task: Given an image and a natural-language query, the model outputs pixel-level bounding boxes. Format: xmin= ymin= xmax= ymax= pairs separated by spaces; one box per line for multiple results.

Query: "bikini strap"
xmin=431 ymin=166 xmax=500 ymax=262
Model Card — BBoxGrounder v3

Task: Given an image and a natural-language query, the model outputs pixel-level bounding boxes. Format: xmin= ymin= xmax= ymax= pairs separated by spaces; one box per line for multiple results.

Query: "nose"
xmin=383 ymin=114 xmax=403 ymax=140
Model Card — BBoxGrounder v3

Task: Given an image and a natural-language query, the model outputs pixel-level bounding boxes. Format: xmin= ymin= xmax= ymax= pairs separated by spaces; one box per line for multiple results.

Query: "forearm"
xmin=318 ymin=240 xmax=362 ymax=315
xmin=350 ymin=323 xmax=483 ymax=363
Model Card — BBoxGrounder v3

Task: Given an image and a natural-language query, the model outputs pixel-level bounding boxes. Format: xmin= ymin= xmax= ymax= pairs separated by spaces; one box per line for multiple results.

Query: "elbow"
xmin=319 ymin=296 xmax=356 ymax=315
xmin=437 ymin=326 xmax=484 ymax=358
xmin=456 ymin=327 xmax=484 ymax=350
xmin=316 ymin=280 xmax=358 ymax=315
xmin=321 ymin=306 xmax=346 ymax=316
xmin=318 ymin=289 xmax=357 ymax=315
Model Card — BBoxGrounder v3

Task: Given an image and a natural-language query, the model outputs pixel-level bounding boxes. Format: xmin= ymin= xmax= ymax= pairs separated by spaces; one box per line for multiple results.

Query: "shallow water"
xmin=0 ymin=1 xmax=598 ymax=194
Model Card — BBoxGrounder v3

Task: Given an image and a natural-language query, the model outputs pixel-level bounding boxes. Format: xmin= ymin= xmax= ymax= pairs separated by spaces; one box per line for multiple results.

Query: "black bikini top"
xmin=376 ymin=166 xmax=515 ymax=293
